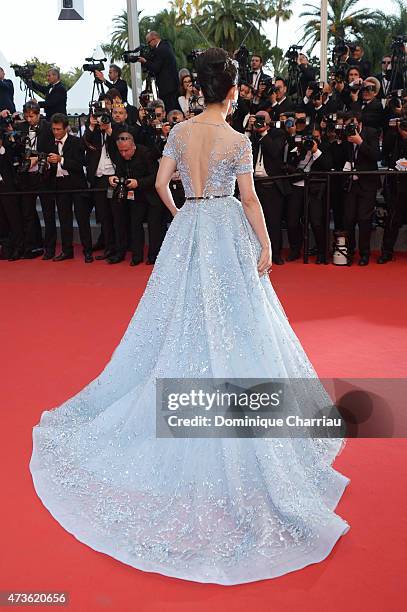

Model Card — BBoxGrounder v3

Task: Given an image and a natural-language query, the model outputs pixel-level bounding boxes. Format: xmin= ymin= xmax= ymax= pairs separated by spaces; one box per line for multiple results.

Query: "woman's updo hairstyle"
xmin=196 ymin=47 xmax=238 ymax=104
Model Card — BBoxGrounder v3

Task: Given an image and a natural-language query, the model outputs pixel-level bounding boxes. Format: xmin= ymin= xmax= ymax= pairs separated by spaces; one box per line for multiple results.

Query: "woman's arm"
xmin=237 ymin=172 xmax=272 ymax=275
xmin=155 ymin=156 xmax=179 ymax=217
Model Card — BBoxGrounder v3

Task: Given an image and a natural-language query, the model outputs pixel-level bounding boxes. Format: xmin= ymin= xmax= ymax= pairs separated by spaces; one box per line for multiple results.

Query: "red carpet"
xmin=1 ymin=247 xmax=406 ymax=611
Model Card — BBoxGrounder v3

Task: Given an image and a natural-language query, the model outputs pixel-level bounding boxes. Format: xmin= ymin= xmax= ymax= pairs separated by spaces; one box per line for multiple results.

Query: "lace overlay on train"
xmin=30 ymin=118 xmax=350 ymax=585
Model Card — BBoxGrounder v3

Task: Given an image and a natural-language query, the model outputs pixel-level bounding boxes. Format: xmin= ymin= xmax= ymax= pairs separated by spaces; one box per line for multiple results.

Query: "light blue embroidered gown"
xmin=30 ymin=118 xmax=350 ymax=585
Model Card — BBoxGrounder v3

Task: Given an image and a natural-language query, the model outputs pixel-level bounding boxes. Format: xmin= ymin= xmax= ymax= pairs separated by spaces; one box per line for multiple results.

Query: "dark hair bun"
xmin=196 ymin=47 xmax=238 ymax=104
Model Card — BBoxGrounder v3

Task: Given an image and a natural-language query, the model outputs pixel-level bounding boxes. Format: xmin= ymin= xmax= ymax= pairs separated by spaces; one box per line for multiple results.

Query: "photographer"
xmin=178 ymin=73 xmax=195 ymax=116
xmin=47 ymin=113 xmax=93 ymax=263
xmin=94 ymin=65 xmax=128 ymax=103
xmin=287 ymin=124 xmax=332 ymax=263
xmin=249 ymin=55 xmax=272 ymax=92
xmin=268 ymin=78 xmax=293 ymax=121
xmin=28 ymin=69 xmax=67 ymax=121
xmin=105 ymin=89 xmax=138 ymax=126
xmin=18 ymin=101 xmax=56 ymax=259
xmin=232 ymin=82 xmax=254 ymax=133
xmin=347 ymin=44 xmax=372 ymax=80
xmin=0 ymin=120 xmax=24 ymax=260
xmin=340 ymin=111 xmax=380 ymax=265
xmin=137 ymin=100 xmax=168 ymax=158
xmin=107 ymin=130 xmax=166 ymax=266
xmin=83 ymin=110 xmax=117 ymax=261
xmin=248 ymin=110 xmax=289 ymax=264
xmin=296 ymin=53 xmax=317 ymax=99
xmin=348 ymin=77 xmax=384 ymax=132
xmin=136 ymin=31 xmax=179 ymax=113
xmin=378 ymin=118 xmax=407 ymax=263
xmin=375 ymin=55 xmax=393 ymax=100
xmin=0 ymin=67 xmax=15 ymax=113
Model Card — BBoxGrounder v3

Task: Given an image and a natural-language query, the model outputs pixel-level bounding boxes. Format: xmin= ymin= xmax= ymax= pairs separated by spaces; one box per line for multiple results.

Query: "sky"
xmin=0 ymin=0 xmax=401 ymax=72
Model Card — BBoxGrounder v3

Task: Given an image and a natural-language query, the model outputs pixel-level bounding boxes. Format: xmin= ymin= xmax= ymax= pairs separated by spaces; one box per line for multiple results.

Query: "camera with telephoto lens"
xmin=349 ymin=79 xmax=364 ymax=92
xmin=82 ymin=57 xmax=106 ymax=73
xmin=122 ymin=45 xmax=150 ymax=63
xmin=89 ymin=100 xmax=111 ymax=124
xmin=308 ymin=80 xmax=324 ymax=100
xmin=11 ymin=63 xmax=36 ymax=80
xmin=17 ymin=148 xmax=49 ymax=176
xmin=188 ymin=94 xmax=205 ymax=115
xmin=259 ymin=77 xmax=277 ymax=98
xmin=113 ymin=176 xmax=130 ymax=201
xmin=295 ymin=134 xmax=315 ymax=152
xmin=361 ymin=84 xmax=376 ymax=94
xmin=344 ymin=122 xmax=358 ymax=137
xmin=254 ymin=115 xmax=266 ymax=129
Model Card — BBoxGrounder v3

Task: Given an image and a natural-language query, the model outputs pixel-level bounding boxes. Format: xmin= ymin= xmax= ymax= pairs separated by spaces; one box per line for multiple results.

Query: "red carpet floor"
xmin=1 ymin=247 xmax=406 ymax=612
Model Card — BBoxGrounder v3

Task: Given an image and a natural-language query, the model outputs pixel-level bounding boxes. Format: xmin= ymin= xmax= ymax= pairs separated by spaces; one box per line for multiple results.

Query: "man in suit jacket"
xmin=268 ymin=78 xmax=293 ymax=121
xmin=137 ymin=31 xmax=179 ymax=113
xmin=348 ymin=78 xmax=384 ymax=133
xmin=340 ymin=111 xmax=380 ymax=265
xmin=47 ymin=113 xmax=93 ymax=262
xmin=17 ymin=101 xmax=56 ymax=259
xmin=108 ymin=129 xmax=166 ymax=265
xmin=248 ymin=54 xmax=272 ymax=93
xmin=94 ymin=65 xmax=128 ymax=102
xmin=249 ymin=110 xmax=289 ymax=264
xmin=0 ymin=125 xmax=24 ymax=259
xmin=0 ymin=67 xmax=16 ymax=113
xmin=29 ymin=68 xmax=67 ymax=120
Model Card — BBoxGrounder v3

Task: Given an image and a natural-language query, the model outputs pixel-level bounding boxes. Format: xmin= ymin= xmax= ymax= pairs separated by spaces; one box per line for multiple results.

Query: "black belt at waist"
xmin=184 ymin=195 xmax=231 ymax=200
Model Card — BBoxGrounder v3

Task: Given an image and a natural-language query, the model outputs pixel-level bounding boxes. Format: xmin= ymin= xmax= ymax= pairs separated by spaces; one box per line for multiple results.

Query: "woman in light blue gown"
xmin=30 ymin=48 xmax=350 ymax=585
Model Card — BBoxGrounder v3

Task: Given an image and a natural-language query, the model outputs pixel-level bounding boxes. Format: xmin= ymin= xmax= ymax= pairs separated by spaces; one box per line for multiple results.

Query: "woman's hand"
xmin=257 ymin=243 xmax=272 ymax=276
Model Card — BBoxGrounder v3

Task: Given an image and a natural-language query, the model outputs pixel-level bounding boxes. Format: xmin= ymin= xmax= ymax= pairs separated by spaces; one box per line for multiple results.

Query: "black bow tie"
xmin=55 ymin=139 xmax=63 ymax=145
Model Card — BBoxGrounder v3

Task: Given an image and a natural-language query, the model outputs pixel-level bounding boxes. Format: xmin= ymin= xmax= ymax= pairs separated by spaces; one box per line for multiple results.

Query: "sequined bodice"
xmin=162 ymin=118 xmax=253 ymax=198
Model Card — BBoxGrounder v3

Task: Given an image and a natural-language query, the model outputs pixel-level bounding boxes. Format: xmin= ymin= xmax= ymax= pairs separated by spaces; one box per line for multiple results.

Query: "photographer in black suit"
xmin=248 ymin=54 xmax=272 ymax=92
xmin=136 ymin=31 xmax=179 ymax=113
xmin=0 ymin=67 xmax=15 ymax=113
xmin=108 ymin=130 xmax=166 ymax=266
xmin=348 ymin=77 xmax=384 ymax=133
xmin=340 ymin=112 xmax=380 ymax=265
xmin=0 ymin=123 xmax=24 ymax=259
xmin=378 ymin=118 xmax=407 ymax=263
xmin=248 ymin=110 xmax=289 ymax=264
xmin=47 ymin=113 xmax=93 ymax=262
xmin=18 ymin=101 xmax=56 ymax=259
xmin=28 ymin=69 xmax=67 ymax=120
xmin=94 ymin=65 xmax=128 ymax=103
xmin=83 ymin=112 xmax=117 ymax=261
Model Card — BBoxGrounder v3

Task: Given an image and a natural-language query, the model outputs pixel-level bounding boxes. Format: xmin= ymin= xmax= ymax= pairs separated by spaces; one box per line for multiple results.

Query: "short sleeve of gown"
xmin=162 ymin=125 xmax=178 ymax=162
xmin=235 ymin=135 xmax=254 ymax=175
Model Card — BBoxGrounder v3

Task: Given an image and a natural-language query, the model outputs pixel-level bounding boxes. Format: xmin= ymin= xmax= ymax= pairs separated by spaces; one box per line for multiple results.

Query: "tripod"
xmin=90 ymin=76 xmax=105 ymax=102
xmin=389 ymin=38 xmax=407 ymax=91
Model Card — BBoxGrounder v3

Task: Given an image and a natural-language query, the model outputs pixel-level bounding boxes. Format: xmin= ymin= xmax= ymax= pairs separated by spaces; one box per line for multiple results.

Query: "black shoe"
xmin=107 ymin=254 xmax=125 ymax=264
xmin=315 ymin=254 xmax=327 ymax=264
xmin=130 ymin=257 xmax=143 ymax=266
xmin=53 ymin=252 xmax=74 ymax=262
xmin=358 ymin=255 xmax=370 ymax=266
xmin=23 ymin=249 xmax=44 ymax=259
xmin=377 ymin=253 xmax=393 ymax=264
xmin=95 ymin=250 xmax=115 ymax=260
xmin=84 ymin=252 xmax=94 ymax=263
xmin=272 ymin=255 xmax=285 ymax=265
xmin=286 ymin=251 xmax=300 ymax=262
xmin=42 ymin=252 xmax=55 ymax=260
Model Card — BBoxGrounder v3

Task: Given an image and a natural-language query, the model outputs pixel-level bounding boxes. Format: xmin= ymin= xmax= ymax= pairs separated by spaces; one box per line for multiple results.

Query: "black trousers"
xmin=92 ymin=176 xmax=115 ymax=254
xmin=255 ymin=182 xmax=285 ymax=256
xmin=20 ymin=174 xmax=56 ymax=254
xmin=343 ymin=182 xmax=376 ymax=256
xmin=55 ymin=177 xmax=92 ymax=255
xmin=381 ymin=189 xmax=407 ymax=254
xmin=111 ymin=193 xmax=166 ymax=260
xmin=0 ymin=189 xmax=24 ymax=253
xmin=308 ymin=185 xmax=328 ymax=256
xmin=160 ymin=92 xmax=180 ymax=114
xmin=286 ymin=185 xmax=304 ymax=254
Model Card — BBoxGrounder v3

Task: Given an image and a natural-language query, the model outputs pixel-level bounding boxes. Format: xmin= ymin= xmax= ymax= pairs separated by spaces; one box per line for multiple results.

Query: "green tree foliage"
xmin=15 ymin=57 xmax=81 ymax=90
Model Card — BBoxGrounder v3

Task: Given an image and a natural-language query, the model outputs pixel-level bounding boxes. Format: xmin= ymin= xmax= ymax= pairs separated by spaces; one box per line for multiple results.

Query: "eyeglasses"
xmin=117 ymin=136 xmax=132 ymax=141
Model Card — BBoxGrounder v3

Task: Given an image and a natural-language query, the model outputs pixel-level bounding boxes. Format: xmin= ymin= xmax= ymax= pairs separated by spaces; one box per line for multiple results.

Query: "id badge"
xmin=107 ymin=186 xmax=114 ymax=199
xmin=127 ymin=190 xmax=135 ymax=200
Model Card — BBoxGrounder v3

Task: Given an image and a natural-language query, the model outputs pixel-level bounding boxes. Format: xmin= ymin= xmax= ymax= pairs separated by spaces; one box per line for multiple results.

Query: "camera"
xmin=122 ymin=45 xmax=150 ymax=63
xmin=254 ymin=116 xmax=266 ymax=129
xmin=259 ymin=77 xmax=277 ymax=98
xmin=308 ymin=80 xmax=324 ymax=100
xmin=11 ymin=63 xmax=36 ymax=80
xmin=188 ymin=94 xmax=205 ymax=115
xmin=82 ymin=57 xmax=106 ymax=73
xmin=391 ymin=35 xmax=407 ymax=52
xmin=333 ymin=39 xmax=354 ymax=58
xmin=113 ymin=177 xmax=130 ymax=201
xmin=295 ymin=134 xmax=315 ymax=152
xmin=89 ymin=100 xmax=111 ymax=124
xmin=360 ymin=84 xmax=376 ymax=94
xmin=285 ymin=45 xmax=302 ymax=62
xmin=349 ymin=79 xmax=364 ymax=92
xmin=344 ymin=122 xmax=358 ymax=137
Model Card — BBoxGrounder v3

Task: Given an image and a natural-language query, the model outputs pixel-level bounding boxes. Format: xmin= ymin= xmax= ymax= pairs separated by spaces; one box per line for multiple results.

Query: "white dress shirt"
xmin=293 ymin=149 xmax=322 ymax=187
xmin=254 ymin=133 xmax=268 ymax=177
xmin=55 ymin=133 xmax=69 ymax=177
xmin=96 ymin=135 xmax=115 ymax=177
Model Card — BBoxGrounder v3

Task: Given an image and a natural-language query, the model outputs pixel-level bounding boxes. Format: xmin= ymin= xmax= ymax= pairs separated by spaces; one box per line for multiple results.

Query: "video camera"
xmin=82 ymin=57 xmax=106 ymax=73
xmin=11 ymin=63 xmax=36 ymax=80
xmin=285 ymin=45 xmax=302 ymax=62
xmin=122 ymin=45 xmax=150 ymax=63
xmin=89 ymin=100 xmax=111 ymax=124
xmin=332 ymin=39 xmax=355 ymax=58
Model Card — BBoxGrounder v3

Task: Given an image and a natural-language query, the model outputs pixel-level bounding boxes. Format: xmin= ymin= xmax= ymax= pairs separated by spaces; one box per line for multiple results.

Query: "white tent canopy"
xmin=67 ymin=45 xmax=133 ymax=115
xmin=0 ymin=49 xmax=43 ymax=111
